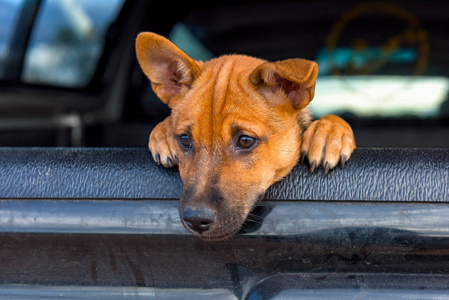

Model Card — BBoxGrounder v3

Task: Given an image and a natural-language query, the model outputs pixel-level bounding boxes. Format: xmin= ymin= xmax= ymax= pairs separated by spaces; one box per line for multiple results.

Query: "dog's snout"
xmin=182 ymin=207 xmax=215 ymax=234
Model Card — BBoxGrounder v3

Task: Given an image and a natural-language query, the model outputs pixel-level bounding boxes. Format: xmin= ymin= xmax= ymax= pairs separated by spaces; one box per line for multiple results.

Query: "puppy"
xmin=136 ymin=32 xmax=355 ymax=241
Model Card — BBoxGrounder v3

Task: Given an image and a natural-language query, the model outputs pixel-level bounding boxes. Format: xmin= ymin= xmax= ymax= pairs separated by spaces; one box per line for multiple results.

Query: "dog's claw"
xmin=174 ymin=155 xmax=179 ymax=164
xmin=310 ymin=160 xmax=317 ymax=173
xmin=300 ymin=151 xmax=307 ymax=164
xmin=324 ymin=162 xmax=330 ymax=175
xmin=340 ymin=155 xmax=347 ymax=169
xmin=167 ymin=157 xmax=173 ymax=168
xmin=155 ymin=153 xmax=161 ymax=165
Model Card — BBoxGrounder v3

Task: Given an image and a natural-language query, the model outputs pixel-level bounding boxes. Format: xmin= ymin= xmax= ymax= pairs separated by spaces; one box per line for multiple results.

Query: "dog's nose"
xmin=182 ymin=207 xmax=215 ymax=234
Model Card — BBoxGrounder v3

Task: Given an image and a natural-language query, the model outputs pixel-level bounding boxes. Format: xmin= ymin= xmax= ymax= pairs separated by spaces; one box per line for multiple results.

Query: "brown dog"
xmin=136 ymin=32 xmax=355 ymax=241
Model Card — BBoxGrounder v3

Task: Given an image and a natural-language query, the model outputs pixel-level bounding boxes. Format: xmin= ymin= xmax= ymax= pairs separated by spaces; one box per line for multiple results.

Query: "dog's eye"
xmin=178 ymin=134 xmax=192 ymax=149
xmin=237 ymin=135 xmax=256 ymax=149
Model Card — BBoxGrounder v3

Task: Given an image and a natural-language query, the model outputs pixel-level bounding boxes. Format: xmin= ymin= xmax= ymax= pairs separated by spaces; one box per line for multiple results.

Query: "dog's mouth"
xmin=180 ymin=219 xmax=242 ymax=241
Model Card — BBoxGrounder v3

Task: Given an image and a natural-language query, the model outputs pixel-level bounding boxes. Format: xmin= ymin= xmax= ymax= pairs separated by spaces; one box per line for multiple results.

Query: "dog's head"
xmin=136 ymin=32 xmax=318 ymax=240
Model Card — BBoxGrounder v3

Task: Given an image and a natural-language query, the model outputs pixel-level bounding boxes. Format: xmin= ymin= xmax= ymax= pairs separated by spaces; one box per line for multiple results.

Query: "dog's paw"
xmin=300 ymin=115 xmax=356 ymax=174
xmin=148 ymin=116 xmax=179 ymax=168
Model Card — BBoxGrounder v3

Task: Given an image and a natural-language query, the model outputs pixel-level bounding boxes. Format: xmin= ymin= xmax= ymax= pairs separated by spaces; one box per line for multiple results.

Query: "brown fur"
xmin=136 ymin=32 xmax=355 ymax=240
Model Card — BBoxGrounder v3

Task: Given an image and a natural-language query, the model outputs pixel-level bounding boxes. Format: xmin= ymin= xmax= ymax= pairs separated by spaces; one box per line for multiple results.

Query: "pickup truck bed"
xmin=0 ymin=148 xmax=448 ymax=299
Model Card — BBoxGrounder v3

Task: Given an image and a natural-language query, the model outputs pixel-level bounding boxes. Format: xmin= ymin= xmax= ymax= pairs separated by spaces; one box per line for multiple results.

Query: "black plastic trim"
xmin=0 ymin=148 xmax=447 ymax=201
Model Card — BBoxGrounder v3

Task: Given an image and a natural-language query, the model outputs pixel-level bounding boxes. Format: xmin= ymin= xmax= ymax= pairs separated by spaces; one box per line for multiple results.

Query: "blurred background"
xmin=0 ymin=0 xmax=448 ymax=147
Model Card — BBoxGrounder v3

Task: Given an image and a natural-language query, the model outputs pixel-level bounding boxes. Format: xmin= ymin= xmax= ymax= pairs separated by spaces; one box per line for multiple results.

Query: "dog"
xmin=136 ymin=32 xmax=356 ymax=241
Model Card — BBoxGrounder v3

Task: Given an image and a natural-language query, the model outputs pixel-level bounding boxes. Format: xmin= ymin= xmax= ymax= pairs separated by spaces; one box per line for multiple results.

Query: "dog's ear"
xmin=136 ymin=32 xmax=201 ymax=105
xmin=250 ymin=59 xmax=318 ymax=110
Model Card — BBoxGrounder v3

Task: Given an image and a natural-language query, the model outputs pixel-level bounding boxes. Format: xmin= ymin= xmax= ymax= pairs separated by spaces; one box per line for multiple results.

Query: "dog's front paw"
xmin=148 ymin=116 xmax=179 ymax=168
xmin=300 ymin=115 xmax=356 ymax=174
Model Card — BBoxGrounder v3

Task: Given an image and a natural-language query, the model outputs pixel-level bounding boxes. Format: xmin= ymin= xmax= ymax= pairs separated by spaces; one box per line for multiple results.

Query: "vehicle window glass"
xmin=171 ymin=2 xmax=449 ymax=120
xmin=169 ymin=23 xmax=214 ymax=62
xmin=22 ymin=0 xmax=124 ymax=88
xmin=311 ymin=2 xmax=449 ymax=119
xmin=0 ymin=0 xmax=24 ymax=78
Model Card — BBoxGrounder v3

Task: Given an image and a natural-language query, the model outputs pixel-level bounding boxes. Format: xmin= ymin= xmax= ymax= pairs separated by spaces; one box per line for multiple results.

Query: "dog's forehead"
xmin=172 ymin=55 xmax=277 ymax=135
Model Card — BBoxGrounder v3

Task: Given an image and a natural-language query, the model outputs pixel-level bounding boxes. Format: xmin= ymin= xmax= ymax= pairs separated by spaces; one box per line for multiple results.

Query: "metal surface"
xmin=1 ymin=200 xmax=449 ymax=237
xmin=0 ymin=285 xmax=237 ymax=300
xmin=1 ymin=199 xmax=449 ymax=298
